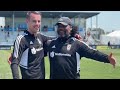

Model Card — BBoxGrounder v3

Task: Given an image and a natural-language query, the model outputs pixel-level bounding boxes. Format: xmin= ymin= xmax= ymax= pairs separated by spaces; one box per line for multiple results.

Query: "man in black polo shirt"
xmin=47 ymin=17 xmax=116 ymax=79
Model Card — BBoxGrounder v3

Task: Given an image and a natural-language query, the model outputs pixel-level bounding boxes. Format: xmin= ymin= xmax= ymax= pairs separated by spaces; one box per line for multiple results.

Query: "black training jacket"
xmin=48 ymin=37 xmax=110 ymax=79
xmin=11 ymin=30 xmax=52 ymax=79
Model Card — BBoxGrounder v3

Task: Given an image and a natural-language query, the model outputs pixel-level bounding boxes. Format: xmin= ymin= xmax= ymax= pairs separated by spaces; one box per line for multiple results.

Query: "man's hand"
xmin=8 ymin=53 xmax=12 ymax=65
xmin=75 ymin=34 xmax=83 ymax=41
xmin=108 ymin=53 xmax=116 ymax=68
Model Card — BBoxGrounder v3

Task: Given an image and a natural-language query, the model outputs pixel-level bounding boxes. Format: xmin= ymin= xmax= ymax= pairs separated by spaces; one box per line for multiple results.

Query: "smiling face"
xmin=26 ymin=12 xmax=41 ymax=34
xmin=57 ymin=23 xmax=72 ymax=38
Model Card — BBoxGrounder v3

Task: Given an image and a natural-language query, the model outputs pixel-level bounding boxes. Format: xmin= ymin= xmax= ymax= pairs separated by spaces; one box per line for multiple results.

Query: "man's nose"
xmin=36 ymin=21 xmax=40 ymax=25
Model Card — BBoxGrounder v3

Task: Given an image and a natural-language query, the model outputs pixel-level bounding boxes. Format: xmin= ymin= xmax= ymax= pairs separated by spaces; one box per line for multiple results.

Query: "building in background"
xmin=0 ymin=11 xmax=99 ymax=46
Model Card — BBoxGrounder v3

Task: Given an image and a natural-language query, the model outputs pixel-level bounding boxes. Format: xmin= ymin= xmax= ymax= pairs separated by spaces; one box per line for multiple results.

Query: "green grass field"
xmin=0 ymin=48 xmax=120 ymax=79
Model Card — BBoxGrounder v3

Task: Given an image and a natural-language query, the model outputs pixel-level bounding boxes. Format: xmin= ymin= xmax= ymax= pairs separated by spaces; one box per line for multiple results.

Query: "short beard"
xmin=57 ymin=32 xmax=70 ymax=39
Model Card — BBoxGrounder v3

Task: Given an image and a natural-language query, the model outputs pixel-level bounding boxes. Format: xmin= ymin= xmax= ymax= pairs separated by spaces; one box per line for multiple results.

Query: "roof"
xmin=107 ymin=30 xmax=120 ymax=37
xmin=0 ymin=11 xmax=100 ymax=19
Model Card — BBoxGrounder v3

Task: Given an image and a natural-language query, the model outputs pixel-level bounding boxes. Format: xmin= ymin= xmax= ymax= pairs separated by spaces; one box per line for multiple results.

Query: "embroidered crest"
xmin=50 ymin=51 xmax=55 ymax=58
xmin=67 ymin=44 xmax=71 ymax=51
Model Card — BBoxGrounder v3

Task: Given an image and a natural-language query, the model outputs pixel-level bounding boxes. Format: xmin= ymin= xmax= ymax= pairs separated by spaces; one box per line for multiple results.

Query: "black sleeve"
xmin=41 ymin=34 xmax=55 ymax=57
xmin=11 ymin=36 xmax=25 ymax=79
xmin=77 ymin=41 xmax=110 ymax=63
xmin=11 ymin=63 xmax=19 ymax=79
xmin=41 ymin=34 xmax=54 ymax=42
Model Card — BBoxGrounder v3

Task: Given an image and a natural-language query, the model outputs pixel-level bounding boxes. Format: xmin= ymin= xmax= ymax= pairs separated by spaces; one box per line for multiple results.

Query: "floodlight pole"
xmin=12 ymin=12 xmax=15 ymax=33
xmin=96 ymin=15 xmax=98 ymax=28
xmin=91 ymin=17 xmax=92 ymax=30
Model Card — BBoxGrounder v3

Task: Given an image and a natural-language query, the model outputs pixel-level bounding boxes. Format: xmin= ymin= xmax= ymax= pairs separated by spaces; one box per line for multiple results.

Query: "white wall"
xmin=0 ymin=17 xmax=5 ymax=26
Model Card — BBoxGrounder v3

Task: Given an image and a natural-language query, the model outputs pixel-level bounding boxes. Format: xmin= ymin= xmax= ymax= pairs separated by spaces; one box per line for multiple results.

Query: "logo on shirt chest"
xmin=31 ymin=47 xmax=36 ymax=54
xmin=31 ymin=47 xmax=43 ymax=54
xmin=67 ymin=44 xmax=71 ymax=51
xmin=30 ymin=39 xmax=43 ymax=54
xmin=30 ymin=41 xmax=33 ymax=45
xmin=50 ymin=51 xmax=71 ymax=58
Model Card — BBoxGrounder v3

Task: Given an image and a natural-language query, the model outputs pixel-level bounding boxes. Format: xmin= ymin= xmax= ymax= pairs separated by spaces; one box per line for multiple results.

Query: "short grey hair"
xmin=26 ymin=11 xmax=42 ymax=19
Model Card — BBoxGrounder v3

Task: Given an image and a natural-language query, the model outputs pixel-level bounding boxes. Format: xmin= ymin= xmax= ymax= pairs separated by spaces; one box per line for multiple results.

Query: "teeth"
xmin=35 ymin=27 xmax=39 ymax=28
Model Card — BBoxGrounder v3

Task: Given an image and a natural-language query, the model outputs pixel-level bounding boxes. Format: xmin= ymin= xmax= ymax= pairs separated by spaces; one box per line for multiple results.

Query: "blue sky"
xmin=86 ymin=11 xmax=120 ymax=32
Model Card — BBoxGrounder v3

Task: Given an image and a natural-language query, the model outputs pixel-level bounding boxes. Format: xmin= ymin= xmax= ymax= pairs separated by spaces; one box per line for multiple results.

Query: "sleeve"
xmin=41 ymin=34 xmax=55 ymax=57
xmin=77 ymin=41 xmax=110 ymax=63
xmin=11 ymin=36 xmax=25 ymax=79
xmin=41 ymin=34 xmax=55 ymax=42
